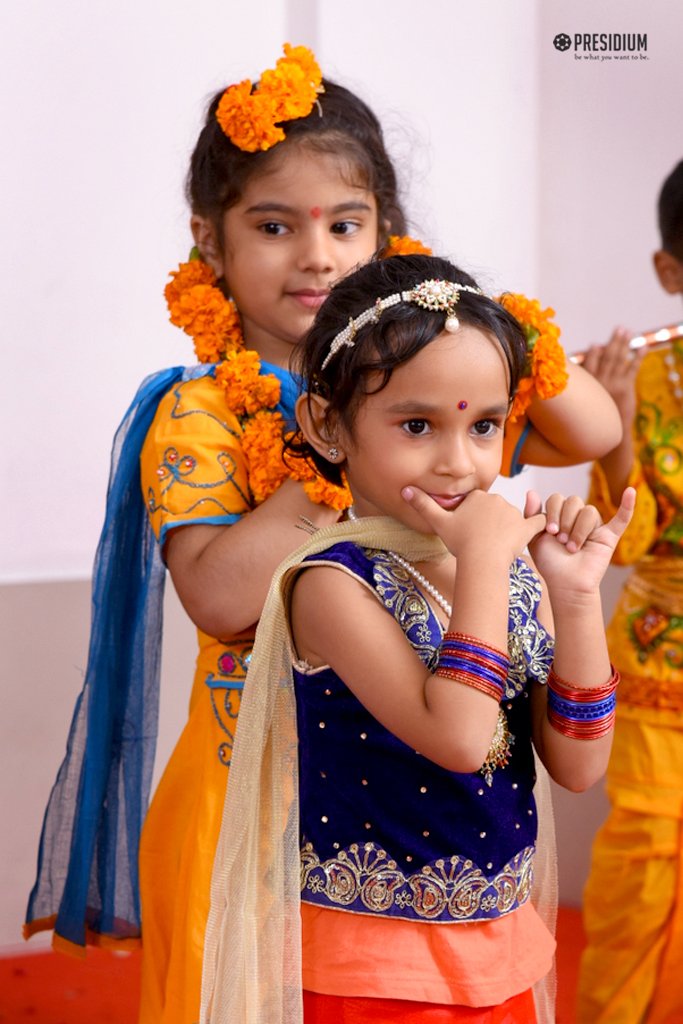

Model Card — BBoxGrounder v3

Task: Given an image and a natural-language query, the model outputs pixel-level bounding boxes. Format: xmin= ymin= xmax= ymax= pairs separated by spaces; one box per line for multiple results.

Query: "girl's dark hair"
xmin=658 ymin=159 xmax=683 ymax=261
xmin=286 ymin=254 xmax=528 ymax=486
xmin=187 ymin=79 xmax=406 ymax=249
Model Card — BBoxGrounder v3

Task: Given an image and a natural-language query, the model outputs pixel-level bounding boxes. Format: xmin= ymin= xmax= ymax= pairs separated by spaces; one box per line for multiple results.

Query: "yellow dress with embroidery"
xmin=578 ymin=347 xmax=683 ymax=1024
xmin=137 ymin=372 xmax=255 ymax=1024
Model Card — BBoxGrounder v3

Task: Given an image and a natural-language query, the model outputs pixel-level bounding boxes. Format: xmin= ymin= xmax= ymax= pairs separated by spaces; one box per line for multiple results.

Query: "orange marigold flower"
xmin=168 ymin=285 xmax=240 ymax=358
xmin=215 ymin=350 xmax=281 ymax=415
xmin=287 ymin=453 xmax=352 ymax=510
xmin=262 ymin=45 xmax=322 ymax=121
xmin=532 ymin=336 xmax=569 ymax=401
xmin=261 ymin=63 xmax=313 ymax=122
xmin=243 ymin=414 xmax=349 ymax=509
xmin=499 ymin=293 xmax=567 ymax=423
xmin=382 ymin=235 xmax=433 ymax=258
xmin=242 ymin=411 xmax=289 ymax=504
xmin=216 ymin=45 xmax=322 ymax=153
xmin=164 ymin=260 xmax=216 ymax=308
xmin=280 ymin=43 xmax=323 ymax=91
xmin=167 ymin=284 xmax=225 ymax=331
xmin=216 ymin=81 xmax=285 ymax=153
xmin=509 ymin=377 xmax=536 ymax=422
xmin=168 ymin=283 xmax=243 ymax=362
xmin=193 ymin=333 xmax=228 ymax=365
xmin=303 ymin=475 xmax=352 ymax=511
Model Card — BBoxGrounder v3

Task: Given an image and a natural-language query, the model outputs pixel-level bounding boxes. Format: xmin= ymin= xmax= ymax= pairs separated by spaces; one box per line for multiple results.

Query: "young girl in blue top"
xmin=201 ymin=254 xmax=634 ymax=1024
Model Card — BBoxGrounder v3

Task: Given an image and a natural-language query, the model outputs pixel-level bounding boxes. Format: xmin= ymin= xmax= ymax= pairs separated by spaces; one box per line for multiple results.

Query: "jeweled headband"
xmin=320 ymin=279 xmax=484 ymax=370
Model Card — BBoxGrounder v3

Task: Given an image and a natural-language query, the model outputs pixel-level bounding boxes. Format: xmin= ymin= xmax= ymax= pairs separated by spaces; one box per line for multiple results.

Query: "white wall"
xmin=3 ymin=0 xmax=683 ymax=950
xmin=1 ymin=0 xmax=288 ymax=583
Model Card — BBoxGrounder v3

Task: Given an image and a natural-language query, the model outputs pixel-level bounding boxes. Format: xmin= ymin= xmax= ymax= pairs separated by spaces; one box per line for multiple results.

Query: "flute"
xmin=571 ymin=322 xmax=683 ymax=364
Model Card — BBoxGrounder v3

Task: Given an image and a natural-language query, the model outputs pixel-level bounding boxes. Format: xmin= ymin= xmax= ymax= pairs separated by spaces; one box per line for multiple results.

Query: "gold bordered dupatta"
xmin=199 ymin=515 xmax=557 ymax=1024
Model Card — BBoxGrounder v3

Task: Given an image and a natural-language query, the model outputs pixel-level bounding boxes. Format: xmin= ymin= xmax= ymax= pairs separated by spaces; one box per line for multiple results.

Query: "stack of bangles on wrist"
xmin=435 ymin=632 xmax=509 ymax=701
xmin=546 ymin=665 xmax=620 ymax=740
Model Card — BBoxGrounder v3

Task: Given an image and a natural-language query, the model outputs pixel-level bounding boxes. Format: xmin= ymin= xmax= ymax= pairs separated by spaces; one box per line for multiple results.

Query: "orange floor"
xmin=0 ymin=907 xmax=585 ymax=1022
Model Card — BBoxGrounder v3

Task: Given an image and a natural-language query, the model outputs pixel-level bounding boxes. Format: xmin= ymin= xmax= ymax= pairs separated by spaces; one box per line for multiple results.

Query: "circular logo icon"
xmin=553 ymin=33 xmax=572 ymax=51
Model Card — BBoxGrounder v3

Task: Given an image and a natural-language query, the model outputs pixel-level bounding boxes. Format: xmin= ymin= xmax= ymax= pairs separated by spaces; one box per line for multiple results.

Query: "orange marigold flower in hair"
xmin=262 ymin=45 xmax=323 ymax=121
xmin=531 ymin=334 xmax=568 ymax=401
xmin=216 ymin=80 xmax=285 ymax=153
xmin=216 ymin=44 xmax=323 ymax=152
xmin=280 ymin=43 xmax=323 ymax=92
xmin=382 ymin=235 xmax=433 ymax=258
xmin=262 ymin=63 xmax=307 ymax=118
xmin=499 ymin=293 xmax=568 ymax=423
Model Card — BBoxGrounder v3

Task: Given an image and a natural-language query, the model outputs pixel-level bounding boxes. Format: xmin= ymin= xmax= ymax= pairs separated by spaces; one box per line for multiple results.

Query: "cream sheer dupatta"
xmin=199 ymin=515 xmax=557 ymax=1024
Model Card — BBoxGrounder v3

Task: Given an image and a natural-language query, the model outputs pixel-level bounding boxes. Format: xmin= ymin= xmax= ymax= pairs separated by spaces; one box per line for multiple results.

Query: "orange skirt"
xmin=303 ymin=988 xmax=537 ymax=1023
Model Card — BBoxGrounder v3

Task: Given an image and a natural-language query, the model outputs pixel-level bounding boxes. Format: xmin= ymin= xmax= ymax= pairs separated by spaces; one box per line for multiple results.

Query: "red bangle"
xmin=435 ymin=666 xmax=504 ymax=702
xmin=547 ymin=665 xmax=620 ymax=701
xmin=546 ymin=664 xmax=619 ymax=740
xmin=442 ymin=631 xmax=509 ymax=663
xmin=546 ymin=710 xmax=616 ymax=740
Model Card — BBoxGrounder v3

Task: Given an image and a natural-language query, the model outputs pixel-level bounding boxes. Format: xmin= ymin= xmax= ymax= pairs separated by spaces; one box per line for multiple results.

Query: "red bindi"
xmin=457 ymin=400 xmax=468 ymax=410
xmin=310 ymin=206 xmax=322 ymax=219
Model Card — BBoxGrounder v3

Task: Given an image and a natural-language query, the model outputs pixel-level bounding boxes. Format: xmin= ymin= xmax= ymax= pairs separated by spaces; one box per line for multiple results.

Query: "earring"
xmin=327 ymin=446 xmax=339 ymax=461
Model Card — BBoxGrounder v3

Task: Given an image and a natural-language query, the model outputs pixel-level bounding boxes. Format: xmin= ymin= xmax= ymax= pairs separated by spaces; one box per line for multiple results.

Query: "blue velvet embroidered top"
xmin=292 ymin=541 xmax=554 ymax=926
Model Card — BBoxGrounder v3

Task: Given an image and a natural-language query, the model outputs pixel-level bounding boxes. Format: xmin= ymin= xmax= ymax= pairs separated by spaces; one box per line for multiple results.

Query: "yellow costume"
xmin=137 ymin=370 xmax=258 ymax=1022
xmin=579 ymin=346 xmax=683 ymax=1024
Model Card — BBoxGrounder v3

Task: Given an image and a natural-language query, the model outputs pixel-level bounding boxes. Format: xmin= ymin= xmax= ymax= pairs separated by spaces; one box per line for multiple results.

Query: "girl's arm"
xmin=166 ymin=479 xmax=339 ymax=637
xmin=580 ymin=327 xmax=641 ymax=502
xmin=516 ymin=359 xmax=623 ymax=467
xmin=527 ymin=487 xmax=635 ymax=791
xmin=290 ymin=489 xmax=546 ymax=773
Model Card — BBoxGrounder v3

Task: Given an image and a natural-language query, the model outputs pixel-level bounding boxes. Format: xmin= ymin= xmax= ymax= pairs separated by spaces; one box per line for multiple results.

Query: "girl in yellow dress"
xmin=579 ymin=159 xmax=683 ymax=1024
xmin=25 ymin=44 xmax=622 ymax=1024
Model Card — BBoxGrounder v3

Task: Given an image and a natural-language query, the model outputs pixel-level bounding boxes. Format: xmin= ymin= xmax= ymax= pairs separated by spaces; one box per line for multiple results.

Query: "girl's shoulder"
xmin=299 ymin=547 xmax=545 ymax=610
xmin=144 ymin=366 xmax=244 ymax=451
xmin=152 ymin=365 xmax=236 ymax=419
xmin=301 ymin=540 xmax=377 ymax=583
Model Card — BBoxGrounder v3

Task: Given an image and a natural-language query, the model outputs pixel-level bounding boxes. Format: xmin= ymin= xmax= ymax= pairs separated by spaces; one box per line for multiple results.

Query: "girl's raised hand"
xmin=581 ymin=326 xmax=641 ymax=427
xmin=526 ymin=487 xmax=636 ymax=596
xmin=402 ymin=486 xmax=547 ymax=566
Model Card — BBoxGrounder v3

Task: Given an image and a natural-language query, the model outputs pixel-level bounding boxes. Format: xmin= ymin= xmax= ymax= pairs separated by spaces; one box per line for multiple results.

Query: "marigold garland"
xmin=498 ymin=293 xmax=568 ymax=423
xmin=164 ymin=249 xmax=567 ymax=511
xmin=164 ymin=252 xmax=350 ymax=510
xmin=164 ymin=261 xmax=243 ymax=363
xmin=216 ymin=43 xmax=323 ymax=153
xmin=214 ymin=350 xmax=281 ymax=416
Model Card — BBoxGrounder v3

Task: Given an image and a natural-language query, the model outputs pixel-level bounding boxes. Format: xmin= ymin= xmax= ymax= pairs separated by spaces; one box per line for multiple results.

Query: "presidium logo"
xmin=553 ymin=32 xmax=649 ymax=60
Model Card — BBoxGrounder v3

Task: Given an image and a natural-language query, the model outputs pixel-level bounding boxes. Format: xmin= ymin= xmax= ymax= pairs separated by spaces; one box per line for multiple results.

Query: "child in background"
xmin=201 ymin=254 xmax=634 ymax=1024
xmin=24 ymin=44 xmax=621 ymax=1024
xmin=578 ymin=160 xmax=683 ymax=1023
